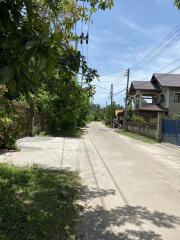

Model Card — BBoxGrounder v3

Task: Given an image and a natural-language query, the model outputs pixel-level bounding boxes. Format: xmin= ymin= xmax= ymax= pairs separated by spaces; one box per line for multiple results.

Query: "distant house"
xmin=128 ymin=73 xmax=180 ymax=120
xmin=115 ymin=109 xmax=124 ymax=124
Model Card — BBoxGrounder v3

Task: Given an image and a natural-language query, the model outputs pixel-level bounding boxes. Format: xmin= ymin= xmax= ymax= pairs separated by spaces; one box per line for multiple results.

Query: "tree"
xmin=174 ymin=0 xmax=180 ymax=8
xmin=0 ymin=0 xmax=113 ymax=97
xmin=88 ymin=104 xmax=105 ymax=121
xmin=35 ymin=79 xmax=92 ymax=133
xmin=0 ymin=0 xmax=114 ymax=135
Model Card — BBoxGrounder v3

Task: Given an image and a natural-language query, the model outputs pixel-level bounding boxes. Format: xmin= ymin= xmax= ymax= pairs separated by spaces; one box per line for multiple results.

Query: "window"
xmin=174 ymin=93 xmax=180 ymax=102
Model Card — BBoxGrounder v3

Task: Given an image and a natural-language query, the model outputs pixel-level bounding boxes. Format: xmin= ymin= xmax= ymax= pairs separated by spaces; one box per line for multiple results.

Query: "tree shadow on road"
xmin=80 ymin=185 xmax=116 ymax=201
xmin=77 ymin=186 xmax=180 ymax=240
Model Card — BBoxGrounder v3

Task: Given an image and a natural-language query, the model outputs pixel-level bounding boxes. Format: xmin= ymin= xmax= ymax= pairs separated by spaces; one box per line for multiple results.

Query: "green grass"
xmin=116 ymin=129 xmax=157 ymax=144
xmin=0 ymin=164 xmax=80 ymax=240
xmin=37 ymin=128 xmax=83 ymax=138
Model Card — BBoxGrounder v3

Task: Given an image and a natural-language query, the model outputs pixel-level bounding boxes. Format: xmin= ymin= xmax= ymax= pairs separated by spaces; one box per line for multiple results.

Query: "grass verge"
xmin=0 ymin=164 xmax=80 ymax=240
xmin=37 ymin=128 xmax=83 ymax=138
xmin=116 ymin=129 xmax=157 ymax=144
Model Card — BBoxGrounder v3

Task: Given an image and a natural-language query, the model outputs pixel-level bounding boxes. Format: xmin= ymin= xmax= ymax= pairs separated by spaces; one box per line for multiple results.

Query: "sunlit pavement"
xmin=1 ymin=122 xmax=180 ymax=240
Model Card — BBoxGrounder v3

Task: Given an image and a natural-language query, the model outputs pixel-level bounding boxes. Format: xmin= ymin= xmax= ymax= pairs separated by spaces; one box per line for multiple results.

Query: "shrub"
xmin=0 ymin=85 xmax=25 ymax=149
xmin=0 ymin=110 xmax=25 ymax=149
xmin=172 ymin=114 xmax=180 ymax=120
xmin=132 ymin=114 xmax=145 ymax=124
xmin=149 ymin=118 xmax=158 ymax=125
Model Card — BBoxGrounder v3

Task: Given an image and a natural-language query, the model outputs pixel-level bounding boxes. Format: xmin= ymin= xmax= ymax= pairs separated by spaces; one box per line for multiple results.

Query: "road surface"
xmin=0 ymin=122 xmax=180 ymax=240
xmin=77 ymin=122 xmax=180 ymax=240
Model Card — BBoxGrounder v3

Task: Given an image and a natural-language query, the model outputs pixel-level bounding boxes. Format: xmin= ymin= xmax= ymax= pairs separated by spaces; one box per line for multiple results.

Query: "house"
xmin=115 ymin=109 xmax=124 ymax=124
xmin=128 ymin=73 xmax=180 ymax=120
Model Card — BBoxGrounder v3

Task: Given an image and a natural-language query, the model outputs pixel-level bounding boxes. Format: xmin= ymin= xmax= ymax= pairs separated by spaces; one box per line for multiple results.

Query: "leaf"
xmin=25 ymin=40 xmax=36 ymax=50
xmin=0 ymin=65 xmax=15 ymax=84
xmin=39 ymin=55 xmax=47 ymax=71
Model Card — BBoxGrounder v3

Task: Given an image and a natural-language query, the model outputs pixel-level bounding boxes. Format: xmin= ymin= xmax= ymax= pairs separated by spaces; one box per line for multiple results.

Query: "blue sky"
xmin=77 ymin=0 xmax=180 ymax=106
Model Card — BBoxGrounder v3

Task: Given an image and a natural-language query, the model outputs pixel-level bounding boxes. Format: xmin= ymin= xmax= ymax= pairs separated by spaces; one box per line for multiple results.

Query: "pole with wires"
xmin=110 ymin=83 xmax=113 ymax=128
xmin=80 ymin=32 xmax=89 ymax=86
xmin=123 ymin=69 xmax=130 ymax=130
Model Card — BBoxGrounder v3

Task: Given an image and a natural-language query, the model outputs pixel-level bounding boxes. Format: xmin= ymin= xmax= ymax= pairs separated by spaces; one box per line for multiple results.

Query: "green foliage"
xmin=172 ymin=114 xmax=180 ymax=120
xmin=0 ymin=0 xmax=110 ymax=97
xmin=104 ymin=105 xmax=115 ymax=126
xmin=88 ymin=104 xmax=105 ymax=121
xmin=35 ymin=81 xmax=91 ymax=133
xmin=0 ymin=85 xmax=25 ymax=149
xmin=149 ymin=118 xmax=158 ymax=125
xmin=174 ymin=0 xmax=180 ymax=8
xmin=127 ymin=105 xmax=133 ymax=121
xmin=104 ymin=102 xmax=123 ymax=126
xmin=0 ymin=0 xmax=114 ymax=136
xmin=0 ymin=163 xmax=80 ymax=240
xmin=117 ymin=129 xmax=157 ymax=144
xmin=132 ymin=114 xmax=145 ymax=124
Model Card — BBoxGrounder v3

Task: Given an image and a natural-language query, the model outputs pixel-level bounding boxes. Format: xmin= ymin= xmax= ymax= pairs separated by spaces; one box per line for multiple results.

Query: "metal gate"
xmin=162 ymin=120 xmax=180 ymax=146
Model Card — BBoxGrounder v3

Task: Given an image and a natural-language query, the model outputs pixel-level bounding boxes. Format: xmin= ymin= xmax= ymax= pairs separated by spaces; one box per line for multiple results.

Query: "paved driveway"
xmin=0 ymin=122 xmax=180 ymax=239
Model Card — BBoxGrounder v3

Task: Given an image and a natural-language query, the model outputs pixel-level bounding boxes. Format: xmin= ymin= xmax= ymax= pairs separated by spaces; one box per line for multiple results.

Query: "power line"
xmin=131 ymin=24 xmax=180 ymax=70
xmin=136 ymin=34 xmax=180 ymax=67
xmin=155 ymin=57 xmax=180 ymax=73
xmin=86 ymin=39 xmax=89 ymax=64
xmin=84 ymin=4 xmax=92 ymax=65
xmin=131 ymin=24 xmax=180 ymax=69
xmin=114 ymin=88 xmax=126 ymax=96
xmin=156 ymin=65 xmax=180 ymax=80
xmin=100 ymin=70 xmax=128 ymax=77
xmin=129 ymin=64 xmax=180 ymax=91
xmin=81 ymin=0 xmax=85 ymax=34
xmin=95 ymin=85 xmax=110 ymax=91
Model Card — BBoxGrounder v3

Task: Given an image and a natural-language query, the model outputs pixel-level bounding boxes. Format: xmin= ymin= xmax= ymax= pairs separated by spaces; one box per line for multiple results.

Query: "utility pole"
xmin=74 ymin=31 xmax=89 ymax=83
xmin=110 ymin=83 xmax=113 ymax=128
xmin=123 ymin=68 xmax=130 ymax=130
xmin=80 ymin=32 xmax=89 ymax=87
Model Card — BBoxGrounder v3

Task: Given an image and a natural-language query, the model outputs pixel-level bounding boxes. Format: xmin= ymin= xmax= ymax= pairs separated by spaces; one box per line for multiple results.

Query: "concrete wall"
xmin=169 ymin=87 xmax=180 ymax=117
xmin=127 ymin=122 xmax=157 ymax=139
xmin=32 ymin=124 xmax=44 ymax=135
xmin=162 ymin=87 xmax=180 ymax=117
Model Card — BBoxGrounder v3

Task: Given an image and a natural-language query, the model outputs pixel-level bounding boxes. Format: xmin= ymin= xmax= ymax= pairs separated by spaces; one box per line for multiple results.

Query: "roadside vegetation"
xmin=0 ymin=164 xmax=81 ymax=240
xmin=87 ymin=102 xmax=124 ymax=126
xmin=0 ymin=0 xmax=114 ymax=149
xmin=116 ymin=129 xmax=157 ymax=144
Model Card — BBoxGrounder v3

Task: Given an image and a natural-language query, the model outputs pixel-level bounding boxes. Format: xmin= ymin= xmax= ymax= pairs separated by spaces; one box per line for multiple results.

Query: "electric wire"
xmin=131 ymin=24 xmax=180 ymax=70
xmin=155 ymin=57 xmax=180 ymax=73
xmin=95 ymin=85 xmax=110 ymax=91
xmin=156 ymin=65 xmax=180 ymax=80
xmin=114 ymin=88 xmax=126 ymax=96
xmin=130 ymin=64 xmax=180 ymax=90
xmin=134 ymin=34 xmax=180 ymax=67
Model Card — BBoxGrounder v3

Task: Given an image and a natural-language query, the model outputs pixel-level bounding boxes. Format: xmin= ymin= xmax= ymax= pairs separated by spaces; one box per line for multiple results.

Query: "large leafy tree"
xmin=0 ymin=0 xmax=113 ymax=97
xmin=174 ymin=0 xmax=180 ymax=8
xmin=0 ymin=0 xmax=114 ymax=133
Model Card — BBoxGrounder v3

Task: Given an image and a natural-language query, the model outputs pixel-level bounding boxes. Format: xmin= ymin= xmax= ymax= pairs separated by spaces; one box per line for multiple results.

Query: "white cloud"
xmin=121 ymin=19 xmax=151 ymax=35
xmin=93 ymin=41 xmax=180 ymax=106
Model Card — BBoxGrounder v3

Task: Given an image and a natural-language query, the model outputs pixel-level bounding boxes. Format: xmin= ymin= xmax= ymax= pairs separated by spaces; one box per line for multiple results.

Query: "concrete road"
xmin=77 ymin=122 xmax=180 ymax=240
xmin=0 ymin=121 xmax=180 ymax=239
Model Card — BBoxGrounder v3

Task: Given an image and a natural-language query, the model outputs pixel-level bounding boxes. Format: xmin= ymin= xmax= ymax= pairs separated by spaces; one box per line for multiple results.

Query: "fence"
xmin=162 ymin=119 xmax=180 ymax=146
xmin=33 ymin=111 xmax=45 ymax=134
xmin=0 ymin=100 xmax=45 ymax=140
xmin=126 ymin=121 xmax=157 ymax=140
